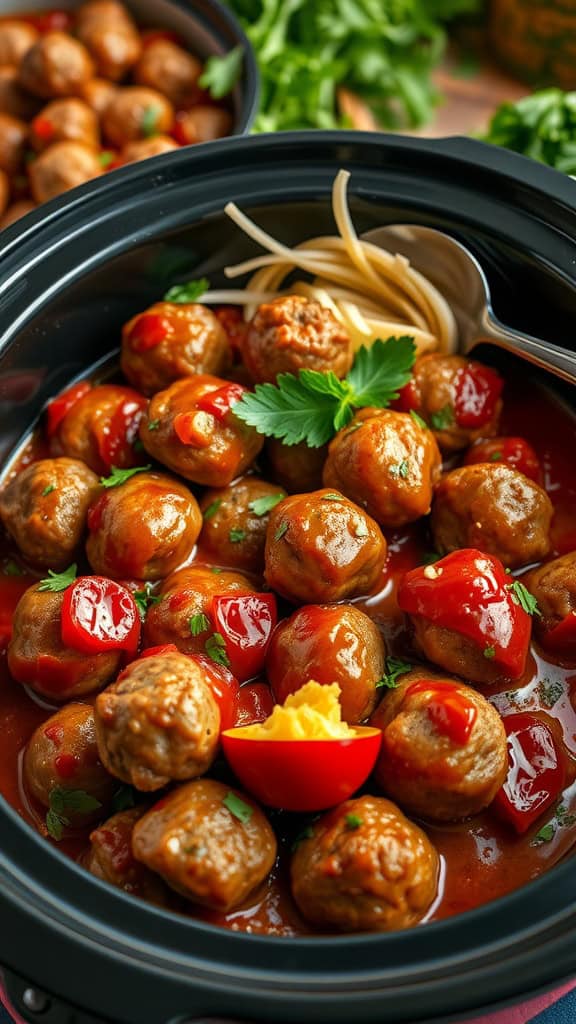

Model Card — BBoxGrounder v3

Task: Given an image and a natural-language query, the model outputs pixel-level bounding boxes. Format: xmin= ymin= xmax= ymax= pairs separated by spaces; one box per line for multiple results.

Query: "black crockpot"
xmin=1 ymin=132 xmax=576 ymax=1024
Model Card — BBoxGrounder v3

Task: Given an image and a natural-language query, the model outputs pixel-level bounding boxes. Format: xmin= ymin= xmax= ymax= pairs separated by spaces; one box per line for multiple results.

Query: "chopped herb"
xmin=389 ymin=459 xmax=410 ymax=479
xmin=322 ymin=493 xmax=342 ymax=501
xmin=133 ymin=583 xmax=161 ymax=620
xmin=229 ymin=528 xmax=246 ymax=544
xmin=133 ymin=439 xmax=145 ymax=454
xmin=507 ymin=580 xmax=541 ymax=617
xmin=354 ymin=521 xmax=369 ymax=538
xmin=274 ymin=521 xmax=288 ymax=541
xmin=203 ymin=499 xmax=222 ymax=521
xmin=537 ymin=678 xmax=564 ymax=710
xmin=148 ymin=419 xmax=160 ymax=431
xmin=532 ymin=822 xmax=555 ymax=845
xmin=223 ymin=790 xmax=253 ymax=824
xmin=211 ymin=567 xmax=223 ymax=574
xmin=46 ymin=786 xmax=101 ymax=841
xmin=345 ymin=813 xmax=362 ymax=830
xmin=164 ymin=277 xmax=209 ymax=304
xmin=430 ymin=404 xmax=454 ymax=430
xmin=291 ymin=825 xmax=314 ymax=851
xmin=421 ymin=551 xmax=441 ymax=566
xmin=100 ymin=465 xmax=151 ymax=489
xmin=409 ymin=410 xmax=427 ymax=429
xmin=205 ymin=632 xmax=230 ymax=667
xmin=377 ymin=656 xmax=412 ymax=689
xmin=199 ymin=45 xmax=243 ymax=100
xmin=41 ymin=484 xmax=55 ymax=497
xmin=489 ymin=451 xmax=503 ymax=462
xmin=141 ymin=105 xmax=160 ymax=138
xmin=556 ymin=804 xmax=576 ymax=828
xmin=98 ymin=150 xmax=115 ymax=168
xmin=484 ymin=645 xmax=496 ymax=660
xmin=111 ymin=785 xmax=136 ymax=813
xmin=3 ymin=559 xmax=23 ymax=576
xmin=248 ymin=493 xmax=284 ymax=516
xmin=38 ymin=563 xmax=77 ymax=593
xmin=190 ymin=612 xmax=210 ymax=636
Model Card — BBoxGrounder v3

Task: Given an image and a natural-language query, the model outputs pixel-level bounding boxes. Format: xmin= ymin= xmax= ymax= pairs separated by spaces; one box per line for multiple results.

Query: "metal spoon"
xmin=363 ymin=224 xmax=576 ymax=385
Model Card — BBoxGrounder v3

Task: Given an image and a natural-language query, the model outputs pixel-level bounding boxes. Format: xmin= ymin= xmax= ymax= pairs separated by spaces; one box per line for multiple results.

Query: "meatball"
xmin=0 ymin=65 xmax=41 ymax=120
xmin=267 ymin=604 xmax=385 ymax=724
xmin=0 ymin=19 xmax=38 ymax=65
xmin=120 ymin=135 xmax=178 ymax=164
xmin=0 ymin=112 xmax=26 ymax=175
xmin=24 ymin=703 xmax=115 ymax=822
xmin=265 ymin=489 xmax=387 ymax=604
xmin=323 ymin=408 xmax=442 ymax=528
xmin=266 ymin=438 xmax=326 ymax=494
xmin=0 ymin=457 xmax=99 ymax=569
xmin=244 ymin=296 xmax=353 ymax=385
xmin=143 ymin=565 xmax=254 ymax=653
xmin=19 ymin=32 xmax=94 ymax=99
xmin=86 ymin=471 xmax=202 ymax=581
xmin=8 ymin=585 xmax=121 ymax=700
xmin=0 ymin=199 xmax=35 ymax=230
xmin=527 ymin=551 xmax=576 ymax=650
xmin=86 ymin=807 xmax=168 ymax=904
xmin=28 ymin=141 xmax=102 ymax=204
xmin=102 ymin=86 xmax=174 ymax=148
xmin=49 ymin=384 xmax=146 ymax=475
xmin=198 ymin=477 xmax=287 ymax=574
xmin=121 ymin=301 xmax=230 ymax=396
xmin=76 ymin=0 xmax=142 ymax=81
xmin=398 ymin=354 xmax=503 ymax=453
xmin=79 ymin=76 xmax=117 ymax=117
xmin=134 ymin=39 xmax=201 ymax=108
xmin=291 ymin=795 xmax=438 ymax=933
xmin=431 ymin=463 xmax=553 ymax=569
xmin=132 ymin=778 xmax=277 ymax=910
xmin=29 ymin=98 xmax=100 ymax=153
xmin=94 ymin=651 xmax=220 ymax=791
xmin=370 ymin=672 xmax=508 ymax=821
xmin=173 ymin=106 xmax=232 ymax=145
xmin=463 ymin=436 xmax=542 ymax=485
xmin=140 ymin=375 xmax=263 ymax=487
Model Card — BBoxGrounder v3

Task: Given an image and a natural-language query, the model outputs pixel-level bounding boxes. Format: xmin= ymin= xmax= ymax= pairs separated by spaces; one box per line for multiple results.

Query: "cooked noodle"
xmin=202 ymin=169 xmax=457 ymax=355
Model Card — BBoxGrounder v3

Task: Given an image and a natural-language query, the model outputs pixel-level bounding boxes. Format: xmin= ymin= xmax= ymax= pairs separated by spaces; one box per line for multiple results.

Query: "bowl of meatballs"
xmin=1 ymin=130 xmax=576 ymax=1024
xmin=0 ymin=0 xmax=258 ymax=230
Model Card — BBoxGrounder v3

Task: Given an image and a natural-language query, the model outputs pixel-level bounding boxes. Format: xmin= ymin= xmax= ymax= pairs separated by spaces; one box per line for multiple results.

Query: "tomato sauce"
xmin=1 ymin=375 xmax=576 ymax=935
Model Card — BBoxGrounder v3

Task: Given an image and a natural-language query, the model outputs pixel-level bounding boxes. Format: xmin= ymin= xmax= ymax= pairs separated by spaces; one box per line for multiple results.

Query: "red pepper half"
xmin=405 ymin=679 xmax=477 ymax=745
xmin=398 ymin=548 xmax=531 ymax=679
xmin=196 ymin=382 xmax=247 ymax=421
xmin=493 ymin=712 xmax=565 ymax=833
xmin=95 ymin=392 xmax=147 ymax=470
xmin=61 ymin=577 xmax=141 ymax=655
xmin=211 ymin=593 xmax=277 ymax=682
xmin=541 ymin=611 xmax=576 ymax=656
xmin=454 ymin=363 xmax=503 ymax=429
xmin=463 ymin=436 xmax=542 ymax=484
xmin=128 ymin=313 xmax=172 ymax=352
xmin=45 ymin=381 xmax=91 ymax=438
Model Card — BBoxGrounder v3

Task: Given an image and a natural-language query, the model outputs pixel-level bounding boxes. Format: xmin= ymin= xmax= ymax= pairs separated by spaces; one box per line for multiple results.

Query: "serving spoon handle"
xmin=473 ymin=309 xmax=576 ymax=387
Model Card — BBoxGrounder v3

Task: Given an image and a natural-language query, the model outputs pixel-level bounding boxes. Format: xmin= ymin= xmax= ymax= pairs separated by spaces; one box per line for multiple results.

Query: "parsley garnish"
xmin=3 ymin=559 xmax=23 ymax=576
xmin=507 ymin=580 xmax=541 ymax=617
xmin=141 ymin=105 xmax=160 ymax=138
xmin=205 ymin=632 xmax=230 ymax=666
xmin=190 ymin=612 xmax=210 ymax=636
xmin=203 ymin=499 xmax=222 ymax=521
xmin=430 ymin=404 xmax=454 ymax=430
xmin=248 ymin=493 xmax=284 ymax=516
xmin=100 ymin=465 xmax=151 ymax=489
xmin=421 ymin=551 xmax=441 ymax=566
xmin=274 ymin=521 xmax=288 ymax=541
xmin=133 ymin=582 xmax=161 ymax=620
xmin=345 ymin=813 xmax=362 ymax=830
xmin=111 ymin=785 xmax=136 ymax=813
xmin=234 ymin=337 xmax=416 ymax=448
xmin=532 ymin=822 xmax=555 ymax=845
xmin=164 ymin=277 xmax=209 ymax=304
xmin=229 ymin=528 xmax=246 ymax=543
xmin=148 ymin=419 xmax=160 ymax=431
xmin=490 ymin=451 xmax=503 ymax=462
xmin=98 ymin=150 xmax=115 ymax=168
xmin=484 ymin=645 xmax=496 ymax=659
xmin=409 ymin=410 xmax=427 ymax=429
xmin=41 ymin=484 xmax=55 ymax=496
xmin=223 ymin=790 xmax=253 ymax=823
xmin=322 ymin=492 xmax=342 ymax=501
xmin=199 ymin=45 xmax=243 ymax=99
xmin=211 ymin=567 xmax=223 ymax=574
xmin=376 ymin=656 xmax=412 ymax=689
xmin=538 ymin=678 xmax=563 ymax=709
xmin=38 ymin=563 xmax=77 ymax=593
xmin=291 ymin=825 xmax=314 ymax=851
xmin=46 ymin=787 xmax=101 ymax=841
xmin=389 ymin=459 xmax=409 ymax=479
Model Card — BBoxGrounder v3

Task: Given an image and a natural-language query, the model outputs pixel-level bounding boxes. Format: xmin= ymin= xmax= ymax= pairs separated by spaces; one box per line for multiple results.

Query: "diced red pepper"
xmin=454 ymin=363 xmax=503 ymax=429
xmin=32 ymin=116 xmax=55 ymax=142
xmin=211 ymin=592 xmax=277 ymax=682
xmin=45 ymin=381 xmax=91 ymax=438
xmin=30 ymin=10 xmax=73 ymax=32
xmin=464 ymin=436 xmax=541 ymax=484
xmin=128 ymin=313 xmax=172 ymax=352
xmin=405 ymin=679 xmax=477 ymax=745
xmin=171 ymin=116 xmax=189 ymax=147
xmin=196 ymin=382 xmax=247 ymax=421
xmin=541 ymin=611 xmax=576 ymax=656
xmin=391 ymin=378 xmax=420 ymax=413
xmin=493 ymin=712 xmax=565 ymax=833
xmin=61 ymin=577 xmax=141 ymax=655
xmin=233 ymin=681 xmax=275 ymax=727
xmin=54 ymin=753 xmax=78 ymax=779
xmin=398 ymin=548 xmax=531 ymax=679
xmin=95 ymin=392 xmax=147 ymax=471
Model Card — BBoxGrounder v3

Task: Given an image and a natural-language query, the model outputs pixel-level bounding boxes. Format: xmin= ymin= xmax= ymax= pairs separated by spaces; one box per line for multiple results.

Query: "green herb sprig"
xmin=46 ymin=787 xmax=101 ymax=841
xmin=38 ymin=563 xmax=77 ymax=593
xmin=100 ymin=465 xmax=151 ymax=489
xmin=164 ymin=277 xmax=209 ymax=304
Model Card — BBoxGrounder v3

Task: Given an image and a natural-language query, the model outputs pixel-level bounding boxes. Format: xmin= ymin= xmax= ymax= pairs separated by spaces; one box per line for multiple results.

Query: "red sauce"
xmin=405 ymin=680 xmax=478 ymax=745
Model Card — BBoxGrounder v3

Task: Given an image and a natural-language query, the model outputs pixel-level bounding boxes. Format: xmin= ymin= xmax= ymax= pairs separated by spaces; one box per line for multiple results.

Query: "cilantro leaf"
xmin=112 ymin=785 xmax=137 ymax=814
xmin=346 ymin=337 xmax=416 ymax=407
xmin=229 ymin=528 xmax=246 ymax=543
xmin=141 ymin=105 xmax=161 ymax=138
xmin=38 ymin=563 xmax=77 ymax=593
xmin=190 ymin=612 xmax=210 ymax=636
xmin=291 ymin=825 xmax=314 ymax=851
xmin=203 ymin=498 xmax=222 ymax=521
xmin=223 ymin=790 xmax=253 ymax=823
xmin=376 ymin=656 xmax=412 ymax=689
xmin=345 ymin=813 xmax=362 ymax=830
xmin=430 ymin=404 xmax=454 ymax=430
xmin=484 ymin=645 xmax=496 ymax=660
xmin=99 ymin=150 xmax=115 ymax=169
xmin=46 ymin=786 xmax=101 ymax=840
xmin=147 ymin=419 xmax=160 ymax=431
xmin=532 ymin=822 xmax=555 ymax=845
xmin=164 ymin=277 xmax=209 ymax=304
xmin=248 ymin=493 xmax=284 ymax=516
xmin=205 ymin=632 xmax=230 ymax=666
xmin=389 ymin=459 xmax=410 ymax=479
xmin=274 ymin=521 xmax=288 ymax=541
xmin=507 ymin=580 xmax=541 ymax=617
xmin=41 ymin=484 xmax=55 ymax=496
xmin=100 ymin=465 xmax=151 ymax=489
xmin=199 ymin=45 xmax=244 ymax=99
xmin=3 ymin=559 xmax=23 ymax=577
xmin=133 ymin=582 xmax=161 ymax=620
xmin=410 ymin=410 xmax=427 ymax=429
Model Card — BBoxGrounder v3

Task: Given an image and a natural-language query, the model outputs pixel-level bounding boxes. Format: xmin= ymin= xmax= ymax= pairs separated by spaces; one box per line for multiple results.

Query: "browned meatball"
xmin=76 ymin=0 xmax=142 ymax=81
xmin=370 ymin=671 xmax=508 ymax=821
xmin=0 ymin=111 xmax=26 ymax=175
xmin=28 ymin=141 xmax=102 ymax=204
xmin=49 ymin=384 xmax=145 ymax=475
xmin=24 ymin=703 xmax=115 ymax=823
xmin=29 ymin=98 xmax=100 ymax=153
xmin=0 ymin=199 xmax=35 ymax=229
xmin=198 ymin=477 xmax=287 ymax=574
xmin=173 ymin=106 xmax=232 ymax=144
xmin=432 ymin=463 xmax=553 ymax=570
xmin=86 ymin=471 xmax=202 ymax=581
xmin=95 ymin=652 xmax=220 ymax=791
xmin=0 ymin=65 xmax=42 ymax=120
xmin=86 ymin=807 xmax=168 ymax=903
xmin=143 ymin=565 xmax=254 ymax=653
xmin=402 ymin=354 xmax=503 ymax=453
xmin=19 ymin=32 xmax=94 ymax=99
xmin=0 ymin=20 xmax=38 ymax=65
xmin=8 ymin=585 xmax=121 ymax=700
xmin=120 ymin=135 xmax=178 ymax=164
xmin=267 ymin=604 xmax=385 ymax=723
xmin=265 ymin=489 xmax=386 ymax=604
xmin=102 ymin=86 xmax=174 ymax=148
xmin=291 ymin=795 xmax=438 ymax=933
xmin=266 ymin=438 xmax=326 ymax=494
xmin=527 ymin=551 xmax=576 ymax=649
xmin=140 ymin=376 xmax=264 ymax=487
xmin=121 ymin=302 xmax=230 ymax=396
xmin=132 ymin=778 xmax=277 ymax=910
xmin=0 ymin=457 xmax=99 ymax=570
xmin=78 ymin=76 xmax=117 ymax=116
xmin=134 ymin=39 xmax=201 ymax=108
xmin=323 ymin=408 xmax=442 ymax=529
xmin=244 ymin=296 xmax=353 ymax=385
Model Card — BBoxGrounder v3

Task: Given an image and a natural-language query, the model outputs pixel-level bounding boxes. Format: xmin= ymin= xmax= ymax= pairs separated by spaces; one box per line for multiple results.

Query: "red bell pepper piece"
xmin=210 ymin=592 xmax=277 ymax=682
xmin=45 ymin=381 xmax=91 ymax=438
xmin=493 ymin=712 xmax=565 ymax=833
xmin=405 ymin=679 xmax=477 ymax=745
xmin=196 ymin=382 xmax=247 ymax=421
xmin=95 ymin=392 xmax=147 ymax=471
xmin=31 ymin=9 xmax=73 ymax=32
xmin=61 ymin=577 xmax=141 ymax=655
xmin=392 ymin=378 xmax=420 ymax=413
xmin=464 ymin=436 xmax=541 ymax=484
xmin=541 ymin=611 xmax=576 ymax=655
xmin=398 ymin=548 xmax=531 ymax=679
xmin=454 ymin=363 xmax=503 ymax=429
xmin=32 ymin=116 xmax=55 ymax=142
xmin=128 ymin=313 xmax=172 ymax=352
